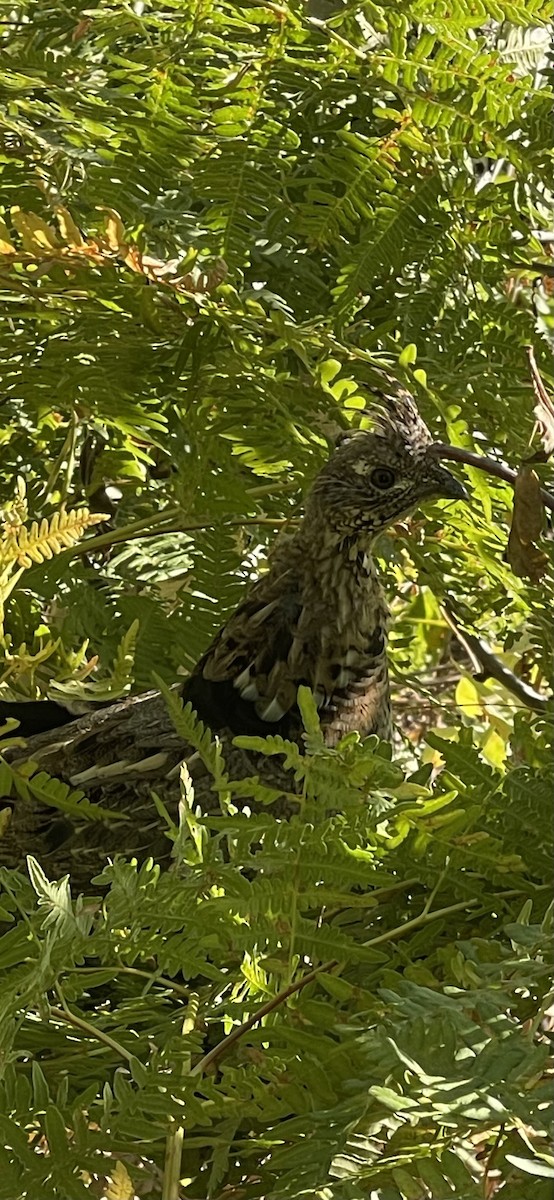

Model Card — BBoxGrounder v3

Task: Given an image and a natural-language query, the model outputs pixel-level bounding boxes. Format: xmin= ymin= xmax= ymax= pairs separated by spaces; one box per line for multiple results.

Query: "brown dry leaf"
xmin=71 ymin=16 xmax=92 ymax=41
xmin=534 ymin=391 xmax=554 ymax=455
xmin=512 ymin=463 xmax=545 ymax=543
xmin=192 ymin=258 xmax=228 ymax=293
xmin=177 ymin=258 xmax=228 ymax=294
xmin=1 ymin=201 xmax=209 ymax=302
xmin=527 ymin=345 xmax=554 ymax=456
xmin=120 ymin=244 xmax=145 ymax=273
xmin=507 ymin=464 xmax=549 ymax=582
xmin=142 ymin=253 xmax=183 ymax=282
xmin=507 ymin=528 xmax=549 ymax=582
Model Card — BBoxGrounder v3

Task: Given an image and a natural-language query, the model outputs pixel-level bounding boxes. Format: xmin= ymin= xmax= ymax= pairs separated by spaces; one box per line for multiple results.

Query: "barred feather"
xmin=0 ymin=382 xmax=466 ymax=887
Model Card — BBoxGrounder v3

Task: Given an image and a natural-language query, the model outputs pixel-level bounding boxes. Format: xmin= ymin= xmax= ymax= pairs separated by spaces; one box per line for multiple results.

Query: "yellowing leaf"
xmin=10 ymin=207 xmax=60 ymax=252
xmin=0 ymin=807 xmax=12 ymax=837
xmin=481 ymin=728 xmax=507 ymax=770
xmin=319 ymin=359 xmax=342 ymax=390
xmin=0 ymin=508 xmax=109 ymax=572
xmin=399 ymin=343 xmax=417 ymax=366
xmin=100 ymin=208 xmax=128 ymax=253
xmin=55 ymin=206 xmax=85 ymax=248
xmin=106 ymin=1160 xmax=136 ymax=1200
xmin=331 ymin=378 xmax=362 ymax=403
xmin=455 ymin=675 xmax=482 ymax=717
xmin=0 ymin=218 xmax=15 ymax=254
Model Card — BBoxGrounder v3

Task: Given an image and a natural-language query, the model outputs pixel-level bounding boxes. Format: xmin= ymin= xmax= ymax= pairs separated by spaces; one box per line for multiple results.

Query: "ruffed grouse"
xmin=0 ymin=383 xmax=466 ymax=888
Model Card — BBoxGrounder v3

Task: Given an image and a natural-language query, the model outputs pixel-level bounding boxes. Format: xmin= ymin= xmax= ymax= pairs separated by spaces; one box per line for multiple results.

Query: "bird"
xmin=0 ymin=380 xmax=466 ymax=889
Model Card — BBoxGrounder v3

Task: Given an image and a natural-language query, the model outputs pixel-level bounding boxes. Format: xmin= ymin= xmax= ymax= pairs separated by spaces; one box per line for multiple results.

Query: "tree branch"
xmin=441 ymin=602 xmax=549 ymax=712
xmin=430 ymin=442 xmax=554 ymax=514
xmin=191 ymin=958 xmax=335 ymax=1077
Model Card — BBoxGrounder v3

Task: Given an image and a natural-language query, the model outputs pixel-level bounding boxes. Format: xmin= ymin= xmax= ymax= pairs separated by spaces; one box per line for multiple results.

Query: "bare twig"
xmin=528 ymin=345 xmax=554 ymax=403
xmin=441 ymin=602 xmax=549 ymax=712
xmin=430 ymin=443 xmax=554 ymax=514
xmin=63 ymin=435 xmax=554 ymax=566
xmin=510 ymin=261 xmax=554 ymax=278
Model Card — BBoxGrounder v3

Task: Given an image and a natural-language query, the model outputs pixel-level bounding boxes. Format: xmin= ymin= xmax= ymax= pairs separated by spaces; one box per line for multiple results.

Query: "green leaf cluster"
xmin=0 ymin=710 xmax=552 ymax=1198
xmin=0 ymin=0 xmax=552 ymax=1195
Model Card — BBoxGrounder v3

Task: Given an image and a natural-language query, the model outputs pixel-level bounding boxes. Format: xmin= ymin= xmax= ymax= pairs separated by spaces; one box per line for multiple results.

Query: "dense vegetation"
xmin=0 ymin=2 xmax=553 ymax=1197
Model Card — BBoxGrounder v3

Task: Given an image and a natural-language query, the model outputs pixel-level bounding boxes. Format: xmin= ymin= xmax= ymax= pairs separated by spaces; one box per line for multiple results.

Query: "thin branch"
xmin=527 ymin=344 xmax=554 ymax=458
xmin=65 ymin=515 xmax=291 ymax=560
xmin=441 ymin=603 xmax=549 ymax=712
xmin=60 ymin=505 xmax=183 ymax=557
xmin=69 ymin=964 xmax=192 ymax=999
xmin=360 ymin=896 xmax=480 ymax=948
xmin=307 ymin=15 xmax=366 ymax=59
xmin=484 ymin=1124 xmax=506 ymax=1196
xmin=162 ymin=1124 xmax=184 ymax=1200
xmin=162 ymin=995 xmax=199 ymax=1200
xmin=510 ymin=261 xmax=554 ymax=278
xmin=62 ymin=440 xmax=554 ymax=566
xmin=43 ymin=410 xmax=79 ymax=503
xmin=191 ymin=959 xmax=335 ymax=1077
xmin=526 ymin=347 xmax=547 ymax=398
xmin=49 ymin=1004 xmax=135 ymax=1064
xmin=321 ymin=876 xmax=422 ymax=921
xmin=192 ymin=896 xmax=480 ymax=1076
xmin=71 ymin=446 xmax=554 ymax=565
xmin=430 ymin=443 xmax=554 ymax=514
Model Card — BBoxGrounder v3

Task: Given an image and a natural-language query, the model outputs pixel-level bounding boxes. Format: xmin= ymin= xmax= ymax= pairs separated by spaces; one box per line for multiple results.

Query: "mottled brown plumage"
xmin=0 ymin=381 xmax=466 ymax=887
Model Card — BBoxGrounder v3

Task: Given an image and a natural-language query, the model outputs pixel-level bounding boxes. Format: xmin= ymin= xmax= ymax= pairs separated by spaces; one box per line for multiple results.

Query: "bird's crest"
xmin=366 ymin=375 xmax=433 ymax=452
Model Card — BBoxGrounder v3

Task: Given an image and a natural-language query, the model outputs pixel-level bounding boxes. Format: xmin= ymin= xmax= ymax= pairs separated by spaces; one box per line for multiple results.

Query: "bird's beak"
xmin=425 ymin=463 xmax=469 ymax=502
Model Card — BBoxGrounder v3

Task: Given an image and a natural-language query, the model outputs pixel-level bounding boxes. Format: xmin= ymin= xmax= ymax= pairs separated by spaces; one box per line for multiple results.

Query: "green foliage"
xmin=0 ymin=0 xmax=553 ymax=1196
xmin=0 ymin=712 xmax=552 ymax=1198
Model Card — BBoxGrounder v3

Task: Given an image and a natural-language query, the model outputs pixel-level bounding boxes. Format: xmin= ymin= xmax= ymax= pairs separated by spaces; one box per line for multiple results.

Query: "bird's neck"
xmin=289 ymin=522 xmax=385 ymax=624
xmin=274 ymin=522 xmax=392 ymax=743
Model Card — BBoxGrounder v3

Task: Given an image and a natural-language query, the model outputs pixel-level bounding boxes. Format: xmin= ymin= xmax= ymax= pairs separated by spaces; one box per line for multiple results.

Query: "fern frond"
xmin=0 ymin=508 xmax=108 ymax=571
xmin=233 ymin=733 xmax=304 ymax=775
xmin=155 ymin=681 xmax=229 ymax=791
xmin=2 ymin=758 xmax=128 ymax=823
xmin=50 ymin=619 xmax=138 ymax=704
xmin=333 ymin=173 xmax=448 ymax=320
xmin=105 ymin=1161 xmax=135 ymax=1200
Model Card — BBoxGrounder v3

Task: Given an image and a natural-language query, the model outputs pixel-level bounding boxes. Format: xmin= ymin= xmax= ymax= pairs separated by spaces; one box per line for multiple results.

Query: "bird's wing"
xmin=184 ymin=570 xmax=315 ymax=737
xmin=183 ymin=572 xmax=391 ymax=743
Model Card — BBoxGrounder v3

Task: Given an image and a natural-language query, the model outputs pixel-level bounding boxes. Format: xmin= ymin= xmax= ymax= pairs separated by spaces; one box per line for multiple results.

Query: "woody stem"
xmin=431 ymin=443 xmax=554 ymax=514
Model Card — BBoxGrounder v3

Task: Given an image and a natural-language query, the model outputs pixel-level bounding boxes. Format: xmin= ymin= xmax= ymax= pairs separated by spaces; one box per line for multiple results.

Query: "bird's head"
xmin=307 ymin=380 xmax=467 ymax=537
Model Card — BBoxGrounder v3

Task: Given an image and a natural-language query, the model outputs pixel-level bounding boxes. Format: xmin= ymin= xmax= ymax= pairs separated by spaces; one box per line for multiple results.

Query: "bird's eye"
xmin=370 ymin=467 xmax=396 ymax=490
